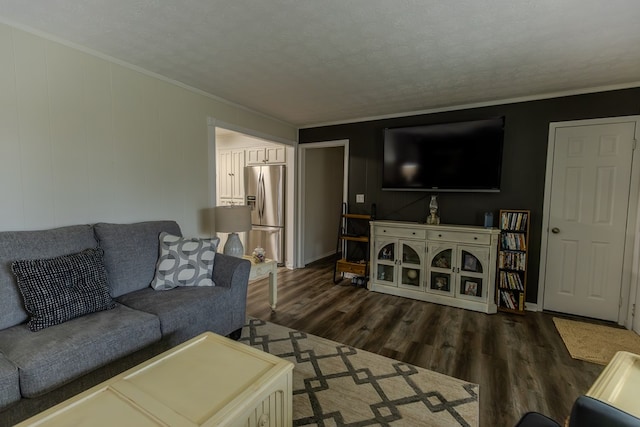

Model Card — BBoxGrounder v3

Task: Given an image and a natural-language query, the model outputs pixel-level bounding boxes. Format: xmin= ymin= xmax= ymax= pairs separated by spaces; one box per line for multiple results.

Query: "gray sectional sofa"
xmin=0 ymin=220 xmax=250 ymax=426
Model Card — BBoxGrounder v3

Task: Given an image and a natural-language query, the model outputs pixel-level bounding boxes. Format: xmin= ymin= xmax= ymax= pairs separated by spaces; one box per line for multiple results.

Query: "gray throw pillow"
xmin=150 ymin=232 xmax=220 ymax=290
xmin=11 ymin=248 xmax=116 ymax=332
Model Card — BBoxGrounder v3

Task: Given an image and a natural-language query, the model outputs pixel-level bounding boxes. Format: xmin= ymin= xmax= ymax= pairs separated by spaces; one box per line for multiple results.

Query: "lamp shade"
xmin=214 ymin=205 xmax=252 ymax=233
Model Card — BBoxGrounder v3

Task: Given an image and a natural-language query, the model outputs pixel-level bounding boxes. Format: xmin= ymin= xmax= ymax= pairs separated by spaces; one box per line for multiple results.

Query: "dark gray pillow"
xmin=11 ymin=248 xmax=116 ymax=332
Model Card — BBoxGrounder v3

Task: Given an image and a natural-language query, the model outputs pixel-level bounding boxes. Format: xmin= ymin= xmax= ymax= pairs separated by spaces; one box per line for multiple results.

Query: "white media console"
xmin=369 ymin=220 xmax=500 ymax=314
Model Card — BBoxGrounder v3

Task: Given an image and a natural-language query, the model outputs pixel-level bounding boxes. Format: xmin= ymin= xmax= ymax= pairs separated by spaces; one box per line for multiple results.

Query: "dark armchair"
xmin=516 ymin=395 xmax=640 ymax=427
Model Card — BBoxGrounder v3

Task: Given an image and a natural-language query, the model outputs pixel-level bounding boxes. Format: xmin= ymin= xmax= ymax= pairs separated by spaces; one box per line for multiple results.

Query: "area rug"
xmin=553 ymin=317 xmax=640 ymax=365
xmin=240 ymin=318 xmax=478 ymax=426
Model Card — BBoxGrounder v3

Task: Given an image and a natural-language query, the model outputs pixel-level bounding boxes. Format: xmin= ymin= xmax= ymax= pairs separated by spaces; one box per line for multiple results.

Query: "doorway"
xmin=539 ymin=116 xmax=640 ymax=324
xmin=208 ymin=119 xmax=296 ymax=268
xmin=297 ymin=140 xmax=349 ymax=267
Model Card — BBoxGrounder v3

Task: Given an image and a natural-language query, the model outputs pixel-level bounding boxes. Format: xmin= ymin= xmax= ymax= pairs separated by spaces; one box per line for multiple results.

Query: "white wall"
xmin=303 ymin=146 xmax=344 ymax=264
xmin=0 ymin=23 xmax=296 ymax=236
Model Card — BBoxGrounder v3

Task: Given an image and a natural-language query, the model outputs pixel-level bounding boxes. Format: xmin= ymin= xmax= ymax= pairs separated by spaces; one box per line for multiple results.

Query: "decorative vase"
xmin=426 ymin=195 xmax=440 ymax=224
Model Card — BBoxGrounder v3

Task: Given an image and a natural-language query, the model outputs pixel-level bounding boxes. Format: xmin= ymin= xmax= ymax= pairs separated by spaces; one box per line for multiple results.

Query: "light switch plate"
xmin=356 ymin=194 xmax=365 ymax=203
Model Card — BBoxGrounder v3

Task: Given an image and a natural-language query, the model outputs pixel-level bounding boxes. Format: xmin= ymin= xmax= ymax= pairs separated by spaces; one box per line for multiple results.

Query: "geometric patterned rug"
xmin=239 ymin=319 xmax=479 ymax=426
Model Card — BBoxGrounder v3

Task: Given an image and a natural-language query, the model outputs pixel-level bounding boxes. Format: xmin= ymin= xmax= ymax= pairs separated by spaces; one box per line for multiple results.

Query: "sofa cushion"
xmin=0 ymin=353 xmax=20 ymax=410
xmin=93 ymin=221 xmax=181 ymax=297
xmin=0 ymin=225 xmax=98 ymax=330
xmin=118 ymin=286 xmax=240 ymax=346
xmin=11 ymin=248 xmax=116 ymax=332
xmin=0 ymin=304 xmax=161 ymax=398
xmin=150 ymin=232 xmax=220 ymax=290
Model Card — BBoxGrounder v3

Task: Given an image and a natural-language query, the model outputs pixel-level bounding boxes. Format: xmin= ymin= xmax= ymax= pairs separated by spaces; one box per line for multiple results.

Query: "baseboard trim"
xmin=525 ymin=302 xmax=539 ymax=312
xmin=304 ymin=251 xmax=336 ymax=266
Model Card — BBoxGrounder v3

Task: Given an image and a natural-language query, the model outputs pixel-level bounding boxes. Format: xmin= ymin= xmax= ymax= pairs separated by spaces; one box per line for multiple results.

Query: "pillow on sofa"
xmin=11 ymin=248 xmax=116 ymax=332
xmin=150 ymin=232 xmax=220 ymax=290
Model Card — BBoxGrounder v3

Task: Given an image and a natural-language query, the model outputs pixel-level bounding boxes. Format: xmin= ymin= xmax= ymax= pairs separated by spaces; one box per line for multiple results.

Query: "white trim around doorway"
xmin=207 ymin=117 xmax=298 ymax=268
xmin=296 ymin=140 xmax=349 ymax=268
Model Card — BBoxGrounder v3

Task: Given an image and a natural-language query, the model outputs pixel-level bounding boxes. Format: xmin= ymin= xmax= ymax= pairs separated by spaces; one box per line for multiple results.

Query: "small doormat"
xmin=240 ymin=318 xmax=479 ymax=426
xmin=553 ymin=317 xmax=640 ymax=365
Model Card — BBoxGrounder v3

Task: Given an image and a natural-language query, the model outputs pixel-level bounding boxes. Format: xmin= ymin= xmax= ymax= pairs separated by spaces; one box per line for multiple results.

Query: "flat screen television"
xmin=382 ymin=117 xmax=505 ymax=192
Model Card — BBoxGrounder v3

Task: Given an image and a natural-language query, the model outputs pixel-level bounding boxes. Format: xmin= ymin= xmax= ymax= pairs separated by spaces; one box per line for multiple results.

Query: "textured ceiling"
xmin=1 ymin=0 xmax=639 ymax=127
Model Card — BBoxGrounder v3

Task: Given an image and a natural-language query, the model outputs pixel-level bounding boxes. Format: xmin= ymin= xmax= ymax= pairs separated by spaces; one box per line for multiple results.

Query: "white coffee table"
xmin=17 ymin=332 xmax=293 ymax=427
xmin=244 ymin=256 xmax=278 ymax=311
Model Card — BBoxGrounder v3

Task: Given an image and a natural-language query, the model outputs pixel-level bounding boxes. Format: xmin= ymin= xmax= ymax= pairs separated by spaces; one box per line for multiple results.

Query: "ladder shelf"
xmin=333 ymin=203 xmax=375 ymax=286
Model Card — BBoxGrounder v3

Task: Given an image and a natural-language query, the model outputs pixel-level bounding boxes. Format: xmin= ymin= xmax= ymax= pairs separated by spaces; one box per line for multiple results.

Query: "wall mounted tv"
xmin=382 ymin=117 xmax=505 ymax=192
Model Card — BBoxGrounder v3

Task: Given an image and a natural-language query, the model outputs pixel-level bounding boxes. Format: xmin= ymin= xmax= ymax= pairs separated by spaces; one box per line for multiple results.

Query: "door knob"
xmin=551 ymin=227 xmax=560 ymax=234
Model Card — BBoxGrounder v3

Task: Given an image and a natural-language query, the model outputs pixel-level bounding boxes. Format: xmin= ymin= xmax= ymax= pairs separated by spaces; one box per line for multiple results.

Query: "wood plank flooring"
xmin=246 ymin=258 xmax=604 ymax=427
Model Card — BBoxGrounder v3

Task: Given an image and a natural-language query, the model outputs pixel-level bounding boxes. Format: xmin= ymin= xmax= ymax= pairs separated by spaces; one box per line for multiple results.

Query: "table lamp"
xmin=214 ymin=205 xmax=252 ymax=257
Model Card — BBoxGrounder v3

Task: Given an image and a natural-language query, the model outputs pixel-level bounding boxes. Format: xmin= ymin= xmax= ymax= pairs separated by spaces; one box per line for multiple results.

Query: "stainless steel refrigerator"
xmin=245 ymin=165 xmax=285 ymax=264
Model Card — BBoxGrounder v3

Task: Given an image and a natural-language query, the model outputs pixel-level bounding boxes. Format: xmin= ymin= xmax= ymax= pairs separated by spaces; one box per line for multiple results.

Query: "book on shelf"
xmin=498 ymin=252 xmax=527 ymax=271
xmin=499 ymin=271 xmax=524 ymax=290
xmin=501 ymin=233 xmax=527 ymax=251
xmin=519 ymin=293 xmax=525 ymax=310
xmin=500 ymin=290 xmax=519 ymax=310
xmin=501 ymin=212 xmax=529 ymax=232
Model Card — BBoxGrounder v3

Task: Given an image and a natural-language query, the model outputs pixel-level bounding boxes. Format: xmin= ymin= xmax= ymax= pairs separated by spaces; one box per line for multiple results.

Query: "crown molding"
xmin=299 ymin=82 xmax=640 ymax=129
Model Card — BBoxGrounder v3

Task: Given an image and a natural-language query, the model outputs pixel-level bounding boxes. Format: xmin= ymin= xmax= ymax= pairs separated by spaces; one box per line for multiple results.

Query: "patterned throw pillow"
xmin=11 ymin=248 xmax=116 ymax=332
xmin=150 ymin=232 xmax=219 ymax=290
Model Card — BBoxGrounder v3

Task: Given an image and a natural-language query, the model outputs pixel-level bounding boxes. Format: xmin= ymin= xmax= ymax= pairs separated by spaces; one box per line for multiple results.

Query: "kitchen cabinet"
xmin=246 ymin=146 xmax=286 ymax=165
xmin=217 ymin=149 xmax=245 ymax=205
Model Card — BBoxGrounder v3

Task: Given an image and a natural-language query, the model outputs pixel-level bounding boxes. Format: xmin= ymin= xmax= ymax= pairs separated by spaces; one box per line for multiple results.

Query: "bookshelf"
xmin=496 ymin=209 xmax=530 ymax=314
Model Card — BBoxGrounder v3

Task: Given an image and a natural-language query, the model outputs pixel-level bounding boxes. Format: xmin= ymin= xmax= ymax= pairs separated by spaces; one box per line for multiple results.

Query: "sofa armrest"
xmin=212 ymin=254 xmax=251 ymax=289
xmin=514 ymin=412 xmax=561 ymax=427
xmin=569 ymin=395 xmax=640 ymax=427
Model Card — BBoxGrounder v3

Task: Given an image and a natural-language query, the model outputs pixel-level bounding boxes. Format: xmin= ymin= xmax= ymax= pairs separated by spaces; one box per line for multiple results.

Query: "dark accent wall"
xmin=299 ymin=88 xmax=640 ymax=304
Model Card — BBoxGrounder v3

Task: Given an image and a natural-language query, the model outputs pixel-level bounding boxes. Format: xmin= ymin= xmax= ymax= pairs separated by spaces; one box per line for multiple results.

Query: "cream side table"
xmin=17 ymin=332 xmax=294 ymax=427
xmin=244 ymin=256 xmax=278 ymax=311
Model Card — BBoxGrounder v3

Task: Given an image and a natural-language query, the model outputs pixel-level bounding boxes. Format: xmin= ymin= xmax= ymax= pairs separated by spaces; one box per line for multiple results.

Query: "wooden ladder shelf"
xmin=333 ymin=203 xmax=375 ymax=286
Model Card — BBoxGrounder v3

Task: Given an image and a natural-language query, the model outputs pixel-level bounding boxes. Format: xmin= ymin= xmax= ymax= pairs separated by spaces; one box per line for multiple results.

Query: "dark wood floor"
xmin=246 ymin=258 xmax=604 ymax=427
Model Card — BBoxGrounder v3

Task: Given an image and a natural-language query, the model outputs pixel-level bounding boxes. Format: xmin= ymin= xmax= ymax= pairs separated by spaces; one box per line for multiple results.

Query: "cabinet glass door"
xmin=457 ymin=246 xmax=489 ymax=301
xmin=375 ymin=241 xmax=396 ymax=285
xmin=399 ymin=241 xmax=424 ymax=290
xmin=427 ymin=244 xmax=454 ymax=296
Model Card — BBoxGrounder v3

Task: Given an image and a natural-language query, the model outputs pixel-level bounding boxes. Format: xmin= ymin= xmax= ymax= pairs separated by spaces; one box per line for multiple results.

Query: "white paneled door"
xmin=543 ymin=121 xmax=637 ymax=321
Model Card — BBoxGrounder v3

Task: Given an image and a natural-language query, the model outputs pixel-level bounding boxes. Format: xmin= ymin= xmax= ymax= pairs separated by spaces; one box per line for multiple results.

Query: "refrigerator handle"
xmin=257 ymin=169 xmax=263 ymax=221
xmin=255 ymin=169 xmax=260 ymax=221
xmin=260 ymin=173 xmax=266 ymax=219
